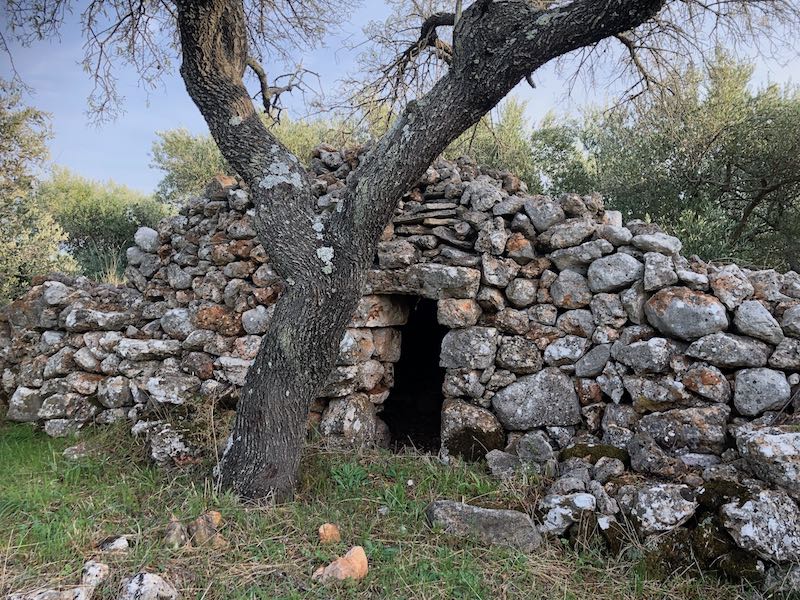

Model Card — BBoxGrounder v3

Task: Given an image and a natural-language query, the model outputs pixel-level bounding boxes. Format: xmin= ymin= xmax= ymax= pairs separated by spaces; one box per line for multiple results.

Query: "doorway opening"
xmin=380 ymin=298 xmax=448 ymax=452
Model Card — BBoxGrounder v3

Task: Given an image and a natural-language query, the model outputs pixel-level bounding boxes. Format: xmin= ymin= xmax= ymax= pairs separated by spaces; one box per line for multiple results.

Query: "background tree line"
xmin=3 ymin=51 xmax=799 ymax=304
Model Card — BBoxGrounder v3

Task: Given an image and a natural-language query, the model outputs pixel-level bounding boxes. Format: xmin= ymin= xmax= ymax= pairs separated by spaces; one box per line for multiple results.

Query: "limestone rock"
xmin=7 ymin=386 xmax=42 ymax=422
xmin=613 ymin=337 xmax=675 ymax=374
xmin=709 ymin=264 xmax=755 ymax=310
xmin=134 ymin=226 xmax=160 ymax=253
xmin=721 ymin=488 xmax=800 ymax=563
xmin=437 ymin=299 xmax=481 ymax=328
xmin=440 ymin=327 xmax=498 ymax=369
xmin=734 ymin=300 xmax=784 ymax=345
xmin=146 ymin=372 xmax=201 ymax=405
xmin=319 ymin=394 xmax=379 ymax=446
xmin=681 ymin=364 xmax=731 ymax=403
xmin=770 ymin=338 xmax=800 ymax=370
xmin=733 ymin=368 xmax=791 ymax=416
xmin=638 ymin=405 xmax=730 ymax=454
xmin=349 ymin=295 xmax=409 ymax=327
xmin=539 ymin=493 xmax=597 ymax=536
xmin=441 ymin=399 xmax=505 ymax=460
xmin=736 ymin=426 xmax=800 ymax=498
xmin=587 ymin=253 xmax=644 ymax=293
xmin=643 ymin=252 xmax=678 ymax=291
xmin=644 ymin=287 xmax=728 ymax=341
xmin=685 ymin=333 xmax=770 ymax=368
xmin=550 ymin=270 xmax=592 ymax=309
xmin=495 ymin=336 xmax=543 ymax=374
xmin=318 ymin=523 xmax=341 ymax=544
xmin=632 ymin=233 xmax=682 ymax=255
xmin=425 ymin=500 xmax=542 ymax=551
xmin=783 ymin=304 xmax=800 ymax=337
xmin=574 ymin=344 xmax=610 ymax=378
xmin=543 ymin=335 xmax=589 ymax=367
xmin=628 ymin=483 xmax=698 ymax=535
xmin=524 ymin=196 xmax=565 ymax=232
xmin=491 ymin=367 xmax=581 ymax=429
xmin=118 ymin=573 xmax=178 ymax=600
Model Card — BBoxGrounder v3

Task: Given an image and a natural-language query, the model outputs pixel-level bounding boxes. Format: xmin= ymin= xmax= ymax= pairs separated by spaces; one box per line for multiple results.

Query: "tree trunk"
xmin=174 ymin=0 xmax=666 ymax=500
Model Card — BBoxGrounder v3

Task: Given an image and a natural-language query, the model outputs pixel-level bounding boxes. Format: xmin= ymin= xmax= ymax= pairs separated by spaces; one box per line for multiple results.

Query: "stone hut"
xmin=3 ymin=147 xmax=800 ymax=584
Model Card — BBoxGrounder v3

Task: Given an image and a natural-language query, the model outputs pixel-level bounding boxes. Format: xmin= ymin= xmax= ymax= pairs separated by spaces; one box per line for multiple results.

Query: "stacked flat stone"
xmin=2 ymin=146 xmax=800 ymax=585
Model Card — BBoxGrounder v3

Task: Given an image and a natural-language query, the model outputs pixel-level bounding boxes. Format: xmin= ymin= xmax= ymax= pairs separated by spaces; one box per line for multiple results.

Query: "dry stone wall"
xmin=3 ymin=145 xmax=800 ymax=586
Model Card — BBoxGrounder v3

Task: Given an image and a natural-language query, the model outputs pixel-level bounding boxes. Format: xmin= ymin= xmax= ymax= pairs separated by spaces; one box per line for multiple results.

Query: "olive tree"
xmin=3 ymin=0 xmax=798 ymax=500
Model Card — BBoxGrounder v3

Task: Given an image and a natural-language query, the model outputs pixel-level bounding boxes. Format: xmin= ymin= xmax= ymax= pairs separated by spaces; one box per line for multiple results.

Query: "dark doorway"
xmin=380 ymin=298 xmax=448 ymax=452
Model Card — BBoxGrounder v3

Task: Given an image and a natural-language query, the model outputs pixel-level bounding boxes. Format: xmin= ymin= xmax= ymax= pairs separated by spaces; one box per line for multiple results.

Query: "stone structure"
xmin=3 ymin=146 xmax=800 ymax=585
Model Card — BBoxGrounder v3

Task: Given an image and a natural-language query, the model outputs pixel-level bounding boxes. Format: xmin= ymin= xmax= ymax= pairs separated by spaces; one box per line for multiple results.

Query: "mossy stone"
xmin=559 ymin=443 xmax=629 ymax=465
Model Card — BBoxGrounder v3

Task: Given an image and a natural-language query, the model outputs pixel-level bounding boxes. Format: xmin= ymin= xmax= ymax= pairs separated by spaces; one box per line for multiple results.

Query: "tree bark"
xmin=175 ymin=0 xmax=665 ymax=500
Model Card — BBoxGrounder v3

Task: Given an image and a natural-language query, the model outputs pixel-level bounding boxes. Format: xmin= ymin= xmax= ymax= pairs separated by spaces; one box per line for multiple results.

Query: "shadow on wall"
xmin=380 ymin=298 xmax=447 ymax=452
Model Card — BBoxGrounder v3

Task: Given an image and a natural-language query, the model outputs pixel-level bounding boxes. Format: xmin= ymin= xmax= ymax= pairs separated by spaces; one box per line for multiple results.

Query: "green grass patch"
xmin=1 ymin=423 xmax=754 ymax=599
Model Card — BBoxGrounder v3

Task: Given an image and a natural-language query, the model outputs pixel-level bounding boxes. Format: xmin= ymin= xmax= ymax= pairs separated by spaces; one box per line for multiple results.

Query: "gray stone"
xmin=632 ymin=232 xmax=682 ymax=255
xmin=770 ymin=338 xmax=800 ymax=370
xmin=592 ymin=456 xmax=625 ymax=483
xmin=556 ymin=309 xmax=595 ymax=338
xmin=548 ymin=239 xmax=613 ymax=272
xmin=241 ymin=305 xmax=273 ymax=335
xmin=644 ymin=287 xmax=728 ymax=341
xmin=736 ymin=425 xmax=800 ymax=499
xmin=620 ymin=281 xmax=647 ymax=325
xmin=544 ymin=335 xmax=589 ymax=366
xmin=492 ymin=367 xmax=581 ymax=429
xmin=627 ymin=431 xmax=687 ymax=479
xmin=639 ymin=405 xmax=730 ymax=454
xmin=613 ymin=338 xmax=675 ymax=374
xmin=686 ymin=333 xmax=770 ymax=368
xmin=524 ymin=196 xmax=565 ymax=232
xmin=595 ymin=225 xmax=632 ymax=246
xmin=463 ymin=178 xmax=504 ymax=212
xmin=721 ymin=488 xmax=800 ymax=562
xmin=134 ymin=227 xmax=160 ymax=253
xmin=681 ymin=364 xmax=731 ymax=403
xmin=516 ymin=430 xmax=555 ymax=464
xmin=545 ymin=218 xmax=596 ymax=249
xmin=6 ymin=386 xmax=42 ymax=422
xmin=440 ymin=327 xmax=498 ymax=369
xmin=116 ymin=339 xmax=182 ymax=360
xmin=480 ymin=255 xmax=519 ymax=288
xmin=441 ymin=399 xmax=505 ymax=460
xmin=475 ymin=217 xmax=509 ymax=255
xmin=413 ymin=264 xmax=482 ymax=299
xmin=709 ymin=264 xmax=755 ymax=310
xmin=43 ymin=347 xmax=75 ymax=379
xmin=538 ymin=492 xmax=597 ymax=536
xmin=119 ymin=572 xmax=179 ymax=600
xmin=643 ymin=252 xmax=678 ymax=291
xmin=628 ymin=483 xmax=697 ymax=535
xmin=734 ymin=300 xmax=784 ymax=344
xmin=575 ymin=344 xmax=611 ymax=378
xmin=426 ymin=500 xmax=542 ymax=551
xmin=587 ymin=253 xmax=644 ymax=293
xmin=146 ymin=372 xmax=201 ymax=405
xmin=550 ymin=270 xmax=592 ymax=309
xmin=505 ymin=278 xmax=538 ymax=308
xmin=378 ymin=240 xmax=419 ymax=268
xmin=97 ymin=376 xmax=133 ymax=408
xmin=160 ymin=308 xmax=193 ymax=340
xmin=783 ymin=304 xmax=800 ymax=337
xmin=495 ymin=336 xmax=543 ymax=374
xmin=485 ymin=449 xmax=522 ymax=479
xmin=319 ymin=393 xmax=380 ymax=446
xmin=166 ymin=263 xmax=193 ymax=290
xmin=734 ymin=368 xmax=791 ymax=416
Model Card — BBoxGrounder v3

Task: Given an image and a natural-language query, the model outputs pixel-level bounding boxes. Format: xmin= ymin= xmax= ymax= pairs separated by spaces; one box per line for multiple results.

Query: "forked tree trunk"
xmin=174 ymin=0 xmax=665 ymax=500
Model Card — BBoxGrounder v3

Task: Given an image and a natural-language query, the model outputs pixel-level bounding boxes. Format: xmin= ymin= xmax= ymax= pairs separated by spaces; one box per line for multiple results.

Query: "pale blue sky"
xmin=1 ymin=3 xmax=797 ymax=194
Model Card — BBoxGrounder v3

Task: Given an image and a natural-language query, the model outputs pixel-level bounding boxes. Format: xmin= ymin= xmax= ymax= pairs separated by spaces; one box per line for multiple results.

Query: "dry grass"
xmin=0 ymin=423 xmax=761 ymax=600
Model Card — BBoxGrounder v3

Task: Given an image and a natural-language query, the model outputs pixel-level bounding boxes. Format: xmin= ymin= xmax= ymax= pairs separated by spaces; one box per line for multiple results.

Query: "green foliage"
xmin=447 ymin=99 xmax=538 ymax=187
xmin=34 ymin=167 xmax=170 ymax=280
xmin=533 ymin=53 xmax=800 ymax=269
xmin=0 ymin=79 xmax=78 ymax=304
xmin=151 ymin=117 xmax=356 ymax=205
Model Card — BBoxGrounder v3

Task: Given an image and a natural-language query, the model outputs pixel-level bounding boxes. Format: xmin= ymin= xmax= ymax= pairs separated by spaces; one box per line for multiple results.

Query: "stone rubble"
xmin=2 ymin=146 xmax=800 ymax=591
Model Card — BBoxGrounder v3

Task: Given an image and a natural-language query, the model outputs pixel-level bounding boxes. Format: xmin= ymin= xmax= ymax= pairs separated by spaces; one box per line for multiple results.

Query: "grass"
xmin=0 ymin=422 xmax=757 ymax=600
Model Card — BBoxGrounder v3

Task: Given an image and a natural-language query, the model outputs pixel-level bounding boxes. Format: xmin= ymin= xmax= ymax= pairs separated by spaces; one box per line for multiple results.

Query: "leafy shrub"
xmin=33 ymin=167 xmax=170 ymax=281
